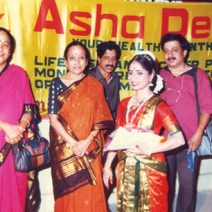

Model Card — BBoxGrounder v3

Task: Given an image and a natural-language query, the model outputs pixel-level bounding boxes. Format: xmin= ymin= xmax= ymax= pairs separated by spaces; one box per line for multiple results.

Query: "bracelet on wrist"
xmin=90 ymin=134 xmax=96 ymax=139
xmin=20 ymin=118 xmax=30 ymax=128
xmin=102 ymin=167 xmax=111 ymax=173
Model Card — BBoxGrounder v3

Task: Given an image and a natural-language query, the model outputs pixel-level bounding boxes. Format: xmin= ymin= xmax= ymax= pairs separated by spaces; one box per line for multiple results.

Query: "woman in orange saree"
xmin=48 ymin=41 xmax=114 ymax=212
xmin=103 ymin=52 xmax=185 ymax=212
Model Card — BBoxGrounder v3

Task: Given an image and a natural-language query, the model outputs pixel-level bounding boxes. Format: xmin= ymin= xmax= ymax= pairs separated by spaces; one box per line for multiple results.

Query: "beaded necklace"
xmin=126 ymin=93 xmax=153 ymax=127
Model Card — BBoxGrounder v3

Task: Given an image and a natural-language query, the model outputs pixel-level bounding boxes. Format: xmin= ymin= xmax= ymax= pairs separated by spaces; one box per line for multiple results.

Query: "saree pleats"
xmin=117 ymin=152 xmax=167 ymax=212
xmin=25 ymin=170 xmax=41 ymax=212
xmin=50 ymin=119 xmax=99 ymax=199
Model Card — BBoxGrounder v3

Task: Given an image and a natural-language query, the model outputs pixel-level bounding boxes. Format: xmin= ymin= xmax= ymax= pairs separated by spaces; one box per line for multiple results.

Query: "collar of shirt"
xmin=95 ymin=67 xmax=117 ymax=83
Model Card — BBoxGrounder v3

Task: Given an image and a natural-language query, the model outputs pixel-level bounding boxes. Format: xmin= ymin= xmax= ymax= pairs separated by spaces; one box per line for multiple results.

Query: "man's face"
xmin=97 ymin=49 xmax=118 ymax=74
xmin=163 ymin=40 xmax=187 ymax=69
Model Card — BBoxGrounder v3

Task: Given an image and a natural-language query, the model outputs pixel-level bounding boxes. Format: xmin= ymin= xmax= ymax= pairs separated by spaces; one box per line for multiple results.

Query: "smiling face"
xmin=65 ymin=45 xmax=88 ymax=76
xmin=128 ymin=61 xmax=153 ymax=92
xmin=0 ymin=30 xmax=11 ymax=70
xmin=163 ymin=40 xmax=187 ymax=69
xmin=97 ymin=49 xmax=118 ymax=75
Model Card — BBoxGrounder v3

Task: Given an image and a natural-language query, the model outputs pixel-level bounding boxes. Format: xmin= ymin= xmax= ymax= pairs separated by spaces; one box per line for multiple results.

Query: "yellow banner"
xmin=0 ymin=0 xmax=212 ymax=115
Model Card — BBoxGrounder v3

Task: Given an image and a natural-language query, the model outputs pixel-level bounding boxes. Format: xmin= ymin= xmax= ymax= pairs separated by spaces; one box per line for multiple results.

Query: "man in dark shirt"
xmin=89 ymin=41 xmax=121 ymax=120
xmin=88 ymin=41 xmax=121 ymax=212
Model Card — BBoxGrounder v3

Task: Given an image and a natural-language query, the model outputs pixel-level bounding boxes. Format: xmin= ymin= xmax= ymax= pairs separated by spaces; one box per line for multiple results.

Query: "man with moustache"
xmin=159 ymin=33 xmax=212 ymax=212
xmin=88 ymin=41 xmax=121 ymax=212
xmin=89 ymin=41 xmax=121 ymax=120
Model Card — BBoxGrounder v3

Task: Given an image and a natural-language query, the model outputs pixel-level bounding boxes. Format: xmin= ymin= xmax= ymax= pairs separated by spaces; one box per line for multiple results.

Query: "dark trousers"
xmin=166 ymin=149 xmax=199 ymax=212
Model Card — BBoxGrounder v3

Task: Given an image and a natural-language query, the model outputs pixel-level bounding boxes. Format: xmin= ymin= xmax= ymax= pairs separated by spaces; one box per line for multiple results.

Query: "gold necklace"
xmin=133 ymin=93 xmax=153 ymax=106
xmin=132 ymin=96 xmax=144 ymax=107
xmin=126 ymin=93 xmax=153 ymax=127
xmin=133 ymin=95 xmax=145 ymax=102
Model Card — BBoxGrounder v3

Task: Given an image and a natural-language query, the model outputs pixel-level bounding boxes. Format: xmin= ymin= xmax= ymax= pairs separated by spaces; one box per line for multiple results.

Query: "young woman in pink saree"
xmin=0 ymin=28 xmax=35 ymax=212
xmin=103 ymin=52 xmax=185 ymax=212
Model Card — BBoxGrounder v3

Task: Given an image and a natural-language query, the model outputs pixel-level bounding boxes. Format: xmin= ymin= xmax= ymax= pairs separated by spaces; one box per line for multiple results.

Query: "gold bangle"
xmin=103 ymin=167 xmax=111 ymax=172
xmin=90 ymin=134 xmax=96 ymax=139
xmin=20 ymin=118 xmax=30 ymax=128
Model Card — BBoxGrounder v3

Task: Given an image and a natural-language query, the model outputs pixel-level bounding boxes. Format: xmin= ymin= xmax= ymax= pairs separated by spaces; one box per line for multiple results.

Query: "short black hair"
xmin=160 ymin=33 xmax=191 ymax=61
xmin=96 ymin=41 xmax=121 ymax=60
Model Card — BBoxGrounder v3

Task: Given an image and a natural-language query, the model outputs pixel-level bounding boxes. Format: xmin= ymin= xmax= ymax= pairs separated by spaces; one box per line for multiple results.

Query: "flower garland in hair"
xmin=153 ymin=74 xmax=164 ymax=94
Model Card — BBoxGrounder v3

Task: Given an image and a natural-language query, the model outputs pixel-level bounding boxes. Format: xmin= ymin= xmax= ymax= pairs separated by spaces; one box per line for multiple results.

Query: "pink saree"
xmin=0 ymin=64 xmax=34 ymax=212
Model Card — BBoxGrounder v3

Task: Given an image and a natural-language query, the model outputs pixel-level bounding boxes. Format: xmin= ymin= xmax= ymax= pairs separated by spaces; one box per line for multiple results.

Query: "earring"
xmin=149 ymin=82 xmax=153 ymax=86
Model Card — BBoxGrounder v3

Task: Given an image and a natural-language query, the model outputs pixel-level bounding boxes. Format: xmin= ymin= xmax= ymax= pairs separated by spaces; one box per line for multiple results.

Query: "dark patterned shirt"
xmin=88 ymin=67 xmax=120 ymax=120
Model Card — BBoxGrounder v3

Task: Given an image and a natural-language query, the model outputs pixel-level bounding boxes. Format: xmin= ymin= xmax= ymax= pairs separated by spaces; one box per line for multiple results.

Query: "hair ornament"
xmin=153 ymin=75 xmax=164 ymax=94
xmin=140 ymin=50 xmax=156 ymax=61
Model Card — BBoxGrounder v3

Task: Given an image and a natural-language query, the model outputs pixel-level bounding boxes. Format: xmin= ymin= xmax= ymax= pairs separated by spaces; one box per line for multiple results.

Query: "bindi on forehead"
xmin=130 ymin=65 xmax=138 ymax=71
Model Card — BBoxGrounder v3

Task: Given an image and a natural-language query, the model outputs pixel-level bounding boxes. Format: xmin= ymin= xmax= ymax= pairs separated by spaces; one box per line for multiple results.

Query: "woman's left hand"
xmin=103 ymin=168 xmax=113 ymax=189
xmin=72 ymin=139 xmax=90 ymax=157
xmin=4 ymin=124 xmax=25 ymax=144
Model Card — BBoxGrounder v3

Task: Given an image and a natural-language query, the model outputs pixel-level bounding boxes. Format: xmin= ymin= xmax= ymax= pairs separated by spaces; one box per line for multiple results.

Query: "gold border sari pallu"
xmin=0 ymin=142 xmax=11 ymax=165
xmin=50 ymin=115 xmax=103 ymax=199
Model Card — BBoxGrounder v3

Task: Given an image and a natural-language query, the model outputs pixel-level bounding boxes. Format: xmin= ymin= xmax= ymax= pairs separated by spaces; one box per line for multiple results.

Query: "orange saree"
xmin=49 ymin=75 xmax=114 ymax=212
xmin=115 ymin=95 xmax=181 ymax=212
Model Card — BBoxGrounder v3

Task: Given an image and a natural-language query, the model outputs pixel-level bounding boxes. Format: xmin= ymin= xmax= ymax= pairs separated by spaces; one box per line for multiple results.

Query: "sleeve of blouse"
xmin=48 ymin=79 xmax=59 ymax=114
xmin=155 ymin=101 xmax=181 ymax=135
